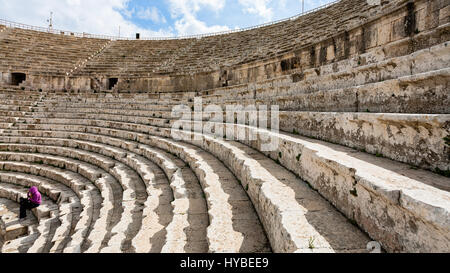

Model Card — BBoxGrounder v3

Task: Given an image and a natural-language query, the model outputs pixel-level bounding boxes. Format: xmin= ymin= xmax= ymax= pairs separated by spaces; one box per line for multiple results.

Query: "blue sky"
xmin=0 ymin=0 xmax=336 ymax=38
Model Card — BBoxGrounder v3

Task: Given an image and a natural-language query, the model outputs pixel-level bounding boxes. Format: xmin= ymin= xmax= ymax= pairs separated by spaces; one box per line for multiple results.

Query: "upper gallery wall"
xmin=0 ymin=0 xmax=448 ymax=92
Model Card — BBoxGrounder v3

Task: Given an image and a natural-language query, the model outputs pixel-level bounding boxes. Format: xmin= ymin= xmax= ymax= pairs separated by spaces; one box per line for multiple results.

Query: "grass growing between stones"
xmin=308 ymin=237 xmax=315 ymax=249
xmin=443 ymin=136 xmax=450 ymax=147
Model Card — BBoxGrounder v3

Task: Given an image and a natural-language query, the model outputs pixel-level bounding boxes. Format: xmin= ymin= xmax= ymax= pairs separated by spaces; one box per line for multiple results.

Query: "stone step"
xmin=3 ymin=118 xmax=448 ymax=252
xmin=0 ymin=128 xmax=272 ymax=252
xmin=0 ymin=160 xmax=100 ymax=253
xmin=0 ymin=146 xmax=131 ymax=253
xmin=0 ymin=182 xmax=59 ymax=253
xmin=0 ymin=123 xmax=377 ymax=252
xmin=28 ymin=66 xmax=450 ymax=113
xmin=0 ymin=199 xmax=40 ymax=253
xmin=0 ymin=131 xmax=210 ymax=253
xmin=170 ymin=124 xmax=450 ymax=253
xmin=135 ymin=135 xmax=271 ymax=253
xmin=135 ymin=145 xmax=209 ymax=253
xmin=0 ymin=139 xmax=215 ymax=253
xmin=0 ymin=198 xmax=36 ymax=242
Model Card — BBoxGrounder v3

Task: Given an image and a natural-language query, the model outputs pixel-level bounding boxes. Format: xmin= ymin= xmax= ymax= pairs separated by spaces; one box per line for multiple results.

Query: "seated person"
xmin=20 ymin=186 xmax=41 ymax=219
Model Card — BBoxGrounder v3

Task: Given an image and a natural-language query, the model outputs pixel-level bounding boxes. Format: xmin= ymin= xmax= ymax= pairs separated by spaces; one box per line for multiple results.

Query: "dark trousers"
xmin=20 ymin=197 xmax=39 ymax=219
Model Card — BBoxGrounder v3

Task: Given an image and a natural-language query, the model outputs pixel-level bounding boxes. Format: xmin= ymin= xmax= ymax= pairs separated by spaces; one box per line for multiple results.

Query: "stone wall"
xmin=67 ymin=0 xmax=450 ymax=93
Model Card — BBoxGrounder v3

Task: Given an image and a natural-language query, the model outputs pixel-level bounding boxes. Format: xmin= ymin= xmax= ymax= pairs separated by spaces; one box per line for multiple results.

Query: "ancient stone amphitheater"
xmin=0 ymin=0 xmax=448 ymax=253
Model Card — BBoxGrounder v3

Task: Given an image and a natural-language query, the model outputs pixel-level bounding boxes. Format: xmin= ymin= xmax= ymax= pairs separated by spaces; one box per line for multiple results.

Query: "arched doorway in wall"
xmin=108 ymin=77 xmax=118 ymax=90
xmin=11 ymin=73 xmax=26 ymax=86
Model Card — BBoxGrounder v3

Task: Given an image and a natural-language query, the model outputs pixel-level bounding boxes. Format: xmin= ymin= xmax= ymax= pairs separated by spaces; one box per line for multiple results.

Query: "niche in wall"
xmin=108 ymin=78 xmax=119 ymax=90
xmin=11 ymin=73 xmax=26 ymax=86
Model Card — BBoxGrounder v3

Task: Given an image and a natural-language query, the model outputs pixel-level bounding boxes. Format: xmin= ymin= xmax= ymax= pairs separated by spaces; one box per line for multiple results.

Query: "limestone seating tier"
xmin=1 ymin=136 xmax=272 ymax=252
xmin=1 ymin=109 xmax=448 ymax=252
xmin=0 ymin=0 xmax=448 ymax=254
xmin=0 ymin=196 xmax=40 ymax=253
xmin=1 ymin=86 xmax=445 ymax=172
xmin=122 ymin=135 xmax=271 ymax=253
xmin=1 ymin=173 xmax=71 ymax=253
xmin=197 ymin=41 xmax=450 ymax=105
xmin=0 ymin=146 xmax=117 ymax=254
xmin=0 ymin=159 xmax=100 ymax=253
xmin=0 ymin=198 xmax=37 ymax=246
xmin=11 ymin=38 xmax=450 ymax=107
xmin=0 ymin=134 xmax=209 ymax=253
xmin=1 ymin=198 xmax=34 ymax=241
xmin=72 ymin=0 xmax=422 ymax=76
xmin=0 ymin=144 xmax=146 ymax=253
xmin=0 ymin=133 xmax=272 ymax=253
xmin=13 ymin=133 xmax=265 ymax=252
xmin=0 ymin=182 xmax=59 ymax=253
xmin=0 ymin=171 xmax=81 ymax=253
xmin=0 ymin=117 xmax=392 ymax=249
xmin=79 ymin=39 xmax=195 ymax=76
xmin=0 ymin=158 xmax=101 ymax=253
xmin=25 ymin=64 xmax=450 ymax=114
xmin=0 ymin=127 xmax=373 ymax=253
xmin=3 ymin=106 xmax=448 ymax=173
xmin=0 ymin=133 xmax=175 ymax=253
xmin=0 ymin=91 xmax=447 ymax=176
xmin=1 ymin=0 xmax=448 ymax=93
xmin=0 ymin=27 xmax=107 ymax=75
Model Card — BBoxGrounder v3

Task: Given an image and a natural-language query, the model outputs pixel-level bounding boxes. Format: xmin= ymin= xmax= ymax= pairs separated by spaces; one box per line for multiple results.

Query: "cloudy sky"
xmin=0 ymin=0 xmax=336 ymax=38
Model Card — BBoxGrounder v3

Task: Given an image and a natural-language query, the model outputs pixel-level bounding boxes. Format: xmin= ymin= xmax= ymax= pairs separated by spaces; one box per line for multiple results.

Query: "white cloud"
xmin=167 ymin=0 xmax=230 ymax=36
xmin=136 ymin=7 xmax=167 ymax=24
xmin=0 ymin=0 xmax=173 ymax=38
xmin=238 ymin=0 xmax=273 ymax=22
xmin=0 ymin=0 xmax=338 ymax=38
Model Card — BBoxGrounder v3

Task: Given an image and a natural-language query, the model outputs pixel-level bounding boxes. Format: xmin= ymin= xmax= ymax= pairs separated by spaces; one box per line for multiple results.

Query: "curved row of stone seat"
xmin=0 ymin=121 xmax=375 ymax=252
xmin=174 ymin=124 xmax=450 ymax=253
xmin=73 ymin=0 xmax=429 ymax=77
xmin=39 ymin=135 xmax=205 ymax=253
xmin=0 ymin=106 xmax=221 ymax=253
xmin=0 ymin=181 xmax=59 ymax=253
xmin=0 ymin=156 xmax=102 ymax=253
xmin=3 ymin=112 xmax=448 ymax=252
xmin=4 ymin=108 xmax=447 ymax=174
xmin=198 ymin=39 xmax=450 ymax=100
xmin=0 ymin=191 xmax=40 ymax=253
xmin=22 ymin=66 xmax=449 ymax=115
xmin=1 ymin=137 xmax=206 ymax=252
xmin=0 ymin=172 xmax=81 ymax=252
xmin=0 ymin=143 xmax=149 ymax=253
xmin=144 ymin=136 xmax=271 ymax=252
xmin=0 ymin=132 xmax=256 ymax=253
xmin=6 ymin=58 xmax=445 ymax=174
xmin=21 ymin=62 xmax=450 ymax=113
xmin=205 ymin=68 xmax=450 ymax=114
xmin=15 ymin=34 xmax=448 ymax=107
xmin=0 ymin=133 xmax=272 ymax=252
xmin=0 ymin=197 xmax=39 ymax=252
xmin=0 ymin=27 xmax=108 ymax=76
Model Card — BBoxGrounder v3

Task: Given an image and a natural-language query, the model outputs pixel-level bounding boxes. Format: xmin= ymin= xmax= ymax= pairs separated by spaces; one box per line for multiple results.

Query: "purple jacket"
xmin=28 ymin=186 xmax=41 ymax=205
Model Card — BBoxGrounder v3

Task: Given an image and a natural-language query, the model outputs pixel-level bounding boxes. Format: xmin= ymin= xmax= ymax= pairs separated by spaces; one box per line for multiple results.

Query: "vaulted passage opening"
xmin=108 ymin=78 xmax=118 ymax=90
xmin=11 ymin=73 xmax=26 ymax=86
